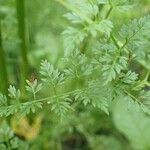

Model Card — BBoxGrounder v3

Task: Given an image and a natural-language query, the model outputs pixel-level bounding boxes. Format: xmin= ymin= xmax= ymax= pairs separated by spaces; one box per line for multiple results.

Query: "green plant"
xmin=0 ymin=122 xmax=28 ymax=150
xmin=16 ymin=0 xmax=29 ymax=93
xmin=0 ymin=17 xmax=8 ymax=94
xmin=0 ymin=0 xmax=150 ymax=149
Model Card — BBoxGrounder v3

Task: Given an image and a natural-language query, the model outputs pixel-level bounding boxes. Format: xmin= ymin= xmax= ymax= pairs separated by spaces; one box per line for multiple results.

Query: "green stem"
xmin=105 ymin=6 xmax=113 ymax=19
xmin=53 ymin=85 xmax=57 ymax=96
xmin=144 ymin=70 xmax=150 ymax=81
xmin=6 ymin=138 xmax=12 ymax=150
xmin=16 ymin=0 xmax=28 ymax=94
xmin=132 ymin=70 xmax=150 ymax=91
xmin=110 ymin=34 xmax=120 ymax=49
xmin=0 ymin=20 xmax=8 ymax=94
xmin=124 ymin=90 xmax=138 ymax=102
xmin=33 ymin=92 xmax=36 ymax=100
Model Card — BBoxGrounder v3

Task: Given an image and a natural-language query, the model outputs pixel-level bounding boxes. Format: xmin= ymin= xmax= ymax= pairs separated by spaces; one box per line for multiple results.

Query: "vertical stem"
xmin=144 ymin=70 xmax=150 ymax=81
xmin=33 ymin=92 xmax=36 ymax=100
xmin=110 ymin=34 xmax=120 ymax=49
xmin=0 ymin=19 xmax=8 ymax=94
xmin=105 ymin=6 xmax=113 ymax=19
xmin=16 ymin=0 xmax=28 ymax=93
xmin=6 ymin=140 xmax=12 ymax=150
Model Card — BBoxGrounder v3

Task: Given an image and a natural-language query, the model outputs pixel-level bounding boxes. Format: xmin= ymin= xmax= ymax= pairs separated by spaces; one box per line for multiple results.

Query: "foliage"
xmin=0 ymin=121 xmax=28 ymax=150
xmin=0 ymin=0 xmax=150 ymax=149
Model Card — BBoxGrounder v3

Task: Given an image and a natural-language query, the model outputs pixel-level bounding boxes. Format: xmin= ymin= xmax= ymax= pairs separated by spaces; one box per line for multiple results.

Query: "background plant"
xmin=0 ymin=0 xmax=150 ymax=149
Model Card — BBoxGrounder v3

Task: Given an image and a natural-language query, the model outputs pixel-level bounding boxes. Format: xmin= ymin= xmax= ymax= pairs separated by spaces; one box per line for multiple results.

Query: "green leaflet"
xmin=122 ymin=71 xmax=138 ymax=84
xmin=64 ymin=49 xmax=93 ymax=78
xmin=63 ymin=0 xmax=114 ymax=53
xmin=47 ymin=95 xmax=73 ymax=118
xmin=8 ymin=85 xmax=21 ymax=100
xmin=26 ymin=79 xmax=43 ymax=100
xmin=63 ymin=19 xmax=113 ymax=53
xmin=63 ymin=27 xmax=88 ymax=53
xmin=74 ymin=80 xmax=113 ymax=115
xmin=0 ymin=93 xmax=7 ymax=106
xmin=40 ymin=60 xmax=65 ymax=86
xmin=119 ymin=15 xmax=150 ymax=50
xmin=87 ymin=20 xmax=113 ymax=37
xmin=65 ymin=0 xmax=99 ymax=21
xmin=101 ymin=54 xmax=128 ymax=84
xmin=139 ymin=90 xmax=150 ymax=115
xmin=118 ymin=15 xmax=150 ymax=70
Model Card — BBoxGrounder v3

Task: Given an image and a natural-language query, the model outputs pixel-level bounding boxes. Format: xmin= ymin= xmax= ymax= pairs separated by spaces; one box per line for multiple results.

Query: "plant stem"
xmin=105 ymin=6 xmax=113 ymax=19
xmin=124 ymin=90 xmax=138 ymax=102
xmin=16 ymin=0 xmax=28 ymax=94
xmin=7 ymin=140 xmax=12 ymax=150
xmin=0 ymin=19 xmax=8 ymax=94
xmin=132 ymin=70 xmax=150 ymax=91
xmin=144 ymin=70 xmax=150 ymax=81
xmin=110 ymin=34 xmax=120 ymax=49
xmin=33 ymin=92 xmax=36 ymax=100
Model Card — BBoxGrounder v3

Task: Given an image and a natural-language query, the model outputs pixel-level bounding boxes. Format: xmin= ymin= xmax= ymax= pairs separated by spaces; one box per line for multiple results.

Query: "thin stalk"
xmin=0 ymin=20 xmax=8 ymax=94
xmin=110 ymin=34 xmax=120 ymax=49
xmin=16 ymin=0 xmax=28 ymax=93
xmin=0 ymin=20 xmax=11 ymax=123
xmin=144 ymin=70 xmax=150 ymax=81
xmin=132 ymin=70 xmax=150 ymax=91
xmin=124 ymin=90 xmax=138 ymax=102
xmin=6 ymin=140 xmax=12 ymax=150
xmin=105 ymin=6 xmax=113 ymax=19
xmin=33 ymin=91 xmax=36 ymax=100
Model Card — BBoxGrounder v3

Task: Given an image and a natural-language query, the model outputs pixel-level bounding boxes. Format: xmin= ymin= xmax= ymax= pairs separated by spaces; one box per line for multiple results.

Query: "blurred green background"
xmin=0 ymin=0 xmax=150 ymax=149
